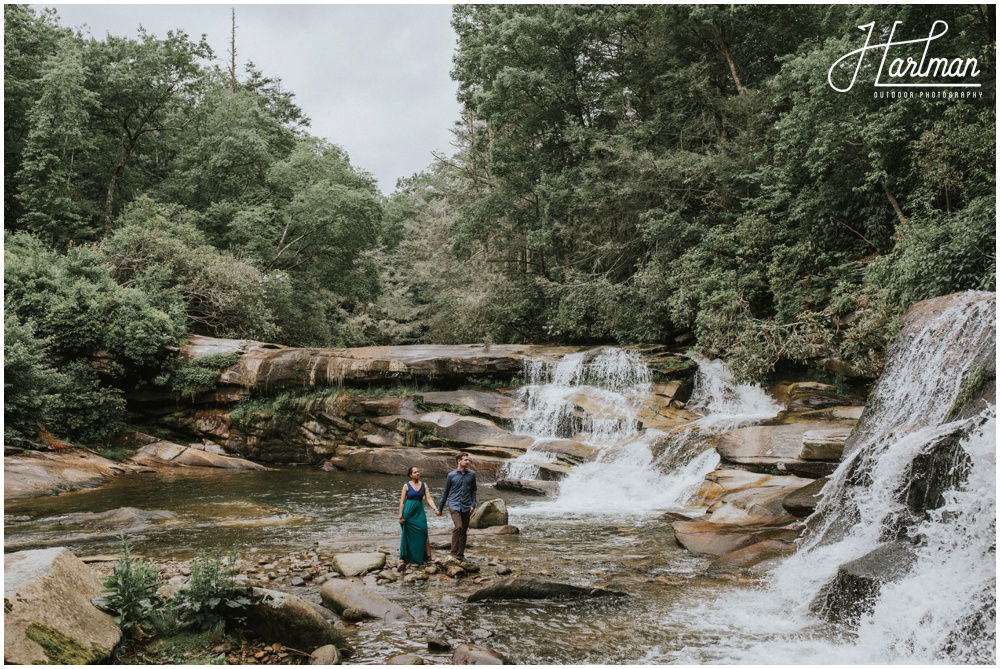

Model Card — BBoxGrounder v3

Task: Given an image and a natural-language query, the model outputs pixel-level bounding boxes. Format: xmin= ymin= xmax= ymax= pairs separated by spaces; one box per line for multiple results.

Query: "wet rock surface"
xmin=467 ymin=576 xmax=628 ymax=602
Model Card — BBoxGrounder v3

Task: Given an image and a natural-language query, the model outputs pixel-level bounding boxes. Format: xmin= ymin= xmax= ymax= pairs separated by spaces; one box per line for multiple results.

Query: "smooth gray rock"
xmin=4 ymin=547 xmax=121 ymax=664
xmin=470 ymin=499 xmax=508 ymax=529
xmin=332 ymin=552 xmax=386 ymax=577
xmin=320 ymin=579 xmax=412 ymax=622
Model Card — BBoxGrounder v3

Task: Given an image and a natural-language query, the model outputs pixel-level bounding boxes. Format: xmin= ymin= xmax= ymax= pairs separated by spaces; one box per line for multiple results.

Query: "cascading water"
xmin=684 ymin=291 xmax=997 ymax=663
xmin=506 ymin=348 xmax=783 ymax=516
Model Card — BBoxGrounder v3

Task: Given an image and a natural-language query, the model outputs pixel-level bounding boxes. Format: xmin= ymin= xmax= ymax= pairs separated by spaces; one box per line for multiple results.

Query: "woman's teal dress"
xmin=400 ymin=481 xmax=429 ymax=564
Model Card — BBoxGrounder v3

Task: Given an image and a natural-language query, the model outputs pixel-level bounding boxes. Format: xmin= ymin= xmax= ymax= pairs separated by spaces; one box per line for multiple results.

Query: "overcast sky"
xmin=39 ymin=3 xmax=462 ymax=193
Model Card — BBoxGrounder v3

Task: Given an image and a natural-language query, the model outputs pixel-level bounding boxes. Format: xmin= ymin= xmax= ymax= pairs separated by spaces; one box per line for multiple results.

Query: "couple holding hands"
xmin=398 ymin=452 xmax=476 ymax=567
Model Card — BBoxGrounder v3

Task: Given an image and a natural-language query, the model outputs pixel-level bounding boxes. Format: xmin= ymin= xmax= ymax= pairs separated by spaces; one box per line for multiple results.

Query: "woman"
xmin=398 ymin=466 xmax=440 ymax=567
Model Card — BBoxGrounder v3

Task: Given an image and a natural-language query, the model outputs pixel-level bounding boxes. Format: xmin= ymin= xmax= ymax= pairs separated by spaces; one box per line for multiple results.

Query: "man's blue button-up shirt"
xmin=439 ymin=467 xmax=477 ymax=512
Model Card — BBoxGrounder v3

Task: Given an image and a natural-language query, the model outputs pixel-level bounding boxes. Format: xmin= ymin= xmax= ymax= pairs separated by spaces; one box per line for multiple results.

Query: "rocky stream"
xmin=4 ymin=290 xmax=995 ymax=664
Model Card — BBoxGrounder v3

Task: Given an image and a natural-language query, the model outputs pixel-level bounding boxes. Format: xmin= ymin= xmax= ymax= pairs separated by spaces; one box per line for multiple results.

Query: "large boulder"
xmin=320 ymin=579 xmax=412 ymax=622
xmin=244 ymin=588 xmax=342 ymax=650
xmin=467 ymin=577 xmax=627 ymax=603
xmin=4 ymin=547 xmax=121 ymax=664
xmin=331 ymin=553 xmax=386 ymax=577
xmin=470 ymin=499 xmax=508 ymax=529
xmin=4 ymin=451 xmax=129 ymax=500
xmin=815 ymin=541 xmax=917 ymax=624
xmin=129 ymin=440 xmax=268 ymax=470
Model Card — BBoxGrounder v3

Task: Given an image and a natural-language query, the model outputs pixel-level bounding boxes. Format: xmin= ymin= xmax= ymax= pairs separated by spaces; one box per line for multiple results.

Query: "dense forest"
xmin=4 ymin=4 xmax=996 ymax=448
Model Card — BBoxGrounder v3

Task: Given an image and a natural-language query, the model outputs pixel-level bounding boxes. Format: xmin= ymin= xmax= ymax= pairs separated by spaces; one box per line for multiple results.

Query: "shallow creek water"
xmin=5 ymin=466 xmax=758 ymax=663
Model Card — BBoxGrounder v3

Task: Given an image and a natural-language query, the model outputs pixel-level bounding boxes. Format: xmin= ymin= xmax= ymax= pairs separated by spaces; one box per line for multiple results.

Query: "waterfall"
xmin=507 ymin=348 xmax=781 ymax=516
xmin=702 ymin=291 xmax=997 ymax=663
xmin=686 ymin=356 xmax=782 ymax=429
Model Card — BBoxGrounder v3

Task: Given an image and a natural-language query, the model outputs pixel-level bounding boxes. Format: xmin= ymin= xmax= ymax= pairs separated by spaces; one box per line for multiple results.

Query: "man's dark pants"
xmin=449 ymin=509 xmax=470 ymax=558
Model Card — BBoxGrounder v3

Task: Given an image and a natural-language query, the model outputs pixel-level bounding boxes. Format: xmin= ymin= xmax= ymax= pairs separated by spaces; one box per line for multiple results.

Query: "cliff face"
xmin=131 ymin=338 xmax=698 ymax=477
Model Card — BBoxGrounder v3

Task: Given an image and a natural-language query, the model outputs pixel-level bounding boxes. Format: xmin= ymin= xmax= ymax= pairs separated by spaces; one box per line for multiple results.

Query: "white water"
xmin=507 ymin=349 xmax=780 ymax=517
xmin=686 ymin=356 xmax=783 ymax=429
xmin=675 ymin=291 xmax=997 ymax=664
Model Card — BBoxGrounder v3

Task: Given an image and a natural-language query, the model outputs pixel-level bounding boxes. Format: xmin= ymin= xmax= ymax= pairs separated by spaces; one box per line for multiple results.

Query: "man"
xmin=436 ymin=452 xmax=477 ymax=561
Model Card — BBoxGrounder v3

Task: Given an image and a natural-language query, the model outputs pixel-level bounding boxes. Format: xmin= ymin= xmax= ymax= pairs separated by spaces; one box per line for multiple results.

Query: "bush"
xmin=170 ymin=352 xmax=240 ymax=400
xmin=174 ymin=545 xmax=253 ymax=631
xmin=93 ymin=535 xmax=164 ymax=640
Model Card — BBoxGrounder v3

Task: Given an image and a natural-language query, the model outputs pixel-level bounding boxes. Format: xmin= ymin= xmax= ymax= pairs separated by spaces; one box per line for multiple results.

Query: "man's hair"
xmin=456 ymin=452 xmax=470 ymax=463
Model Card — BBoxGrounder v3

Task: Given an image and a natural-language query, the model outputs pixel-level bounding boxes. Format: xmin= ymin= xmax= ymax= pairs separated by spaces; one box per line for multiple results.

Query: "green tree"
xmin=15 ymin=39 xmax=100 ymax=246
xmin=83 ymin=28 xmax=212 ymax=234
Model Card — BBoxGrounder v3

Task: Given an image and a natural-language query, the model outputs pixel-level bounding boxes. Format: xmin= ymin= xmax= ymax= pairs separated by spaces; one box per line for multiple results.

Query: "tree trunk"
xmin=104 ymin=147 xmax=132 ymax=235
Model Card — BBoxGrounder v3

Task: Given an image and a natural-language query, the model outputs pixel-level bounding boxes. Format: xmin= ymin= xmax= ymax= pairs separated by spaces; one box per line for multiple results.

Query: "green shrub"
xmin=93 ymin=535 xmax=164 ymax=640
xmin=174 ymin=545 xmax=252 ymax=631
xmin=170 ymin=352 xmax=240 ymax=400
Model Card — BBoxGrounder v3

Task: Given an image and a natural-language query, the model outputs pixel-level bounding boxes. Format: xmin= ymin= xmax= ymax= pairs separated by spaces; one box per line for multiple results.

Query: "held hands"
xmin=435 ymin=509 xmax=442 ymax=516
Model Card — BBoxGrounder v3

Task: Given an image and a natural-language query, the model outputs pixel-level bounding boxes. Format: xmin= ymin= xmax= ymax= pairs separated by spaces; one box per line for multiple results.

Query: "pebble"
xmin=290 ymin=577 xmax=305 ymax=587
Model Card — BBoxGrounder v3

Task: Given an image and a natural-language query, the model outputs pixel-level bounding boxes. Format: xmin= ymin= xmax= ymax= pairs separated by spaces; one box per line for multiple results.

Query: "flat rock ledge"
xmin=4 ymin=450 xmax=134 ymax=500
xmin=4 ymin=547 xmax=121 ymax=664
xmin=130 ymin=440 xmax=268 ymax=470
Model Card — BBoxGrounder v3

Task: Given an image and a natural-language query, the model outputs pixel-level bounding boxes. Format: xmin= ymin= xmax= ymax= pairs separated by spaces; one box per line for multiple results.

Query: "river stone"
xmin=782 ymin=461 xmax=840 ymax=479
xmin=495 ymin=478 xmax=559 ymax=496
xmin=816 ymin=541 xmax=918 ymax=624
xmin=470 ymin=499 xmax=508 ymax=529
xmin=800 ymin=428 xmax=852 ymax=460
xmin=452 ymin=643 xmax=505 ymax=665
xmin=309 ymin=644 xmax=341 ymax=665
xmin=244 ymin=588 xmax=342 ymax=649
xmin=320 ymin=579 xmax=413 ymax=622
xmin=467 ymin=576 xmax=627 ymax=603
xmin=387 ymin=653 xmax=425 ymax=664
xmin=4 ymin=547 xmax=121 ymax=664
xmin=782 ymin=478 xmax=829 ymax=518
xmin=4 ymin=450 xmax=127 ymax=500
xmin=783 ymin=382 xmax=857 ymax=410
xmin=706 ymin=539 xmax=798 ymax=575
xmin=332 ymin=553 xmax=386 ymax=577
xmin=56 ymin=507 xmax=176 ymax=532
